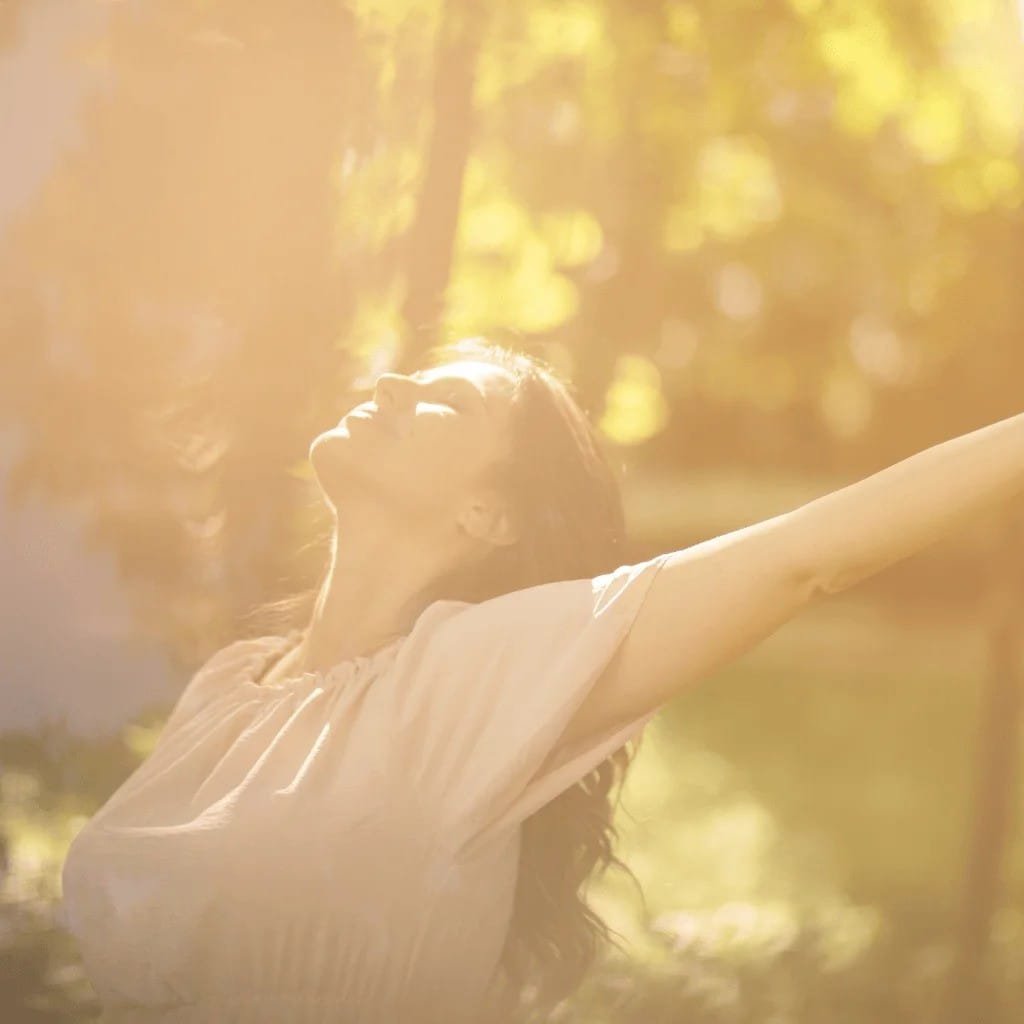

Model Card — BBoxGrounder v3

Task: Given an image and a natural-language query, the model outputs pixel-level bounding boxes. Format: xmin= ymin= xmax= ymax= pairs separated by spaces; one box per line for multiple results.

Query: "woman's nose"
xmin=373 ymin=372 xmax=416 ymax=414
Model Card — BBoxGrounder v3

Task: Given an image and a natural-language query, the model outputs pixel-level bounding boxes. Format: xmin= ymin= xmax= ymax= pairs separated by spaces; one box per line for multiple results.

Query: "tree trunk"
xmin=399 ymin=0 xmax=486 ymax=364
xmin=946 ymin=500 xmax=1024 ymax=1023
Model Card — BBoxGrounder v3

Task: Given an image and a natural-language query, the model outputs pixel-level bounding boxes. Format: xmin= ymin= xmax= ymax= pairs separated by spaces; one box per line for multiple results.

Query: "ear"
xmin=457 ymin=493 xmax=519 ymax=548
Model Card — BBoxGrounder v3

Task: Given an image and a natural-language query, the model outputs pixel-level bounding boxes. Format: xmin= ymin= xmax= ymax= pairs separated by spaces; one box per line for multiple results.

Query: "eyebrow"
xmin=413 ymin=369 xmax=490 ymax=416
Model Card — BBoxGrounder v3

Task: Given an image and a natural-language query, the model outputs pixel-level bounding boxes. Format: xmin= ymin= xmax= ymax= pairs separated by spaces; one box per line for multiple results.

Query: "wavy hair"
xmin=243 ymin=337 xmax=650 ymax=1021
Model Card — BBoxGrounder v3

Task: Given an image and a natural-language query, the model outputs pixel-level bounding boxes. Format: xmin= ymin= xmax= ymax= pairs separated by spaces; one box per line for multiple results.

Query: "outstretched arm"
xmin=550 ymin=409 xmax=1024 ymax=759
xmin=791 ymin=407 xmax=1024 ymax=596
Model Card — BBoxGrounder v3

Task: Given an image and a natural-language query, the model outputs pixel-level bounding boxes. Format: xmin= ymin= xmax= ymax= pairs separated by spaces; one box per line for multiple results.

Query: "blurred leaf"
xmin=599 ymin=354 xmax=669 ymax=446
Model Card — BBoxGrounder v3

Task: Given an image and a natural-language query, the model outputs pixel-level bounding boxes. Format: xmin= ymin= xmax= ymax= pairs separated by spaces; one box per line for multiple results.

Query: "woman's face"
xmin=309 ymin=359 xmax=519 ymax=531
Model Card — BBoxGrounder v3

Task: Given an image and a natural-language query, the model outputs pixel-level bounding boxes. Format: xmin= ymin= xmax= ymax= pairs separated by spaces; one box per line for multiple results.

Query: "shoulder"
xmin=191 ymin=631 xmax=295 ymax=681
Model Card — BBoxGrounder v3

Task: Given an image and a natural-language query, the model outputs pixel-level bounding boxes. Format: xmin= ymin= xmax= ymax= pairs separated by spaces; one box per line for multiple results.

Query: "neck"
xmin=293 ymin=505 xmax=466 ymax=675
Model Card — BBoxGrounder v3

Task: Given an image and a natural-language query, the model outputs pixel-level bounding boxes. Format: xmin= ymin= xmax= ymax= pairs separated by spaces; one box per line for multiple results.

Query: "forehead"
xmin=416 ymin=359 xmax=517 ymax=399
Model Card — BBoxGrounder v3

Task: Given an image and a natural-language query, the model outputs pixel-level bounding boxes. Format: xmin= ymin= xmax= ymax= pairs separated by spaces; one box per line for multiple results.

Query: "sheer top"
xmin=60 ymin=554 xmax=670 ymax=1023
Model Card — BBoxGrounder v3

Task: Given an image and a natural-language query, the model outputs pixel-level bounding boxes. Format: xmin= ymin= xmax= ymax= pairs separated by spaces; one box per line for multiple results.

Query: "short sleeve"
xmin=389 ymin=553 xmax=672 ymax=849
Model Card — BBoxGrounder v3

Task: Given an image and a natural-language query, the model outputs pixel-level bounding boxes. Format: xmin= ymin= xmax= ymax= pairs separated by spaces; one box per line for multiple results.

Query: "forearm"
xmin=790 ymin=409 xmax=1024 ymax=596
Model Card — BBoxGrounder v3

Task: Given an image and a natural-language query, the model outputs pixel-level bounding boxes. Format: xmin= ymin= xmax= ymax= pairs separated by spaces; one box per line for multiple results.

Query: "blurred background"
xmin=1 ymin=0 xmax=1023 ymax=1020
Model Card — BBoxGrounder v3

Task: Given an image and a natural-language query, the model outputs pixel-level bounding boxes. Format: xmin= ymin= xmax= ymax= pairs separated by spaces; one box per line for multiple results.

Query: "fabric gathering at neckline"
xmin=244 ymin=628 xmax=410 ymax=693
xmin=241 ymin=595 xmax=480 ymax=694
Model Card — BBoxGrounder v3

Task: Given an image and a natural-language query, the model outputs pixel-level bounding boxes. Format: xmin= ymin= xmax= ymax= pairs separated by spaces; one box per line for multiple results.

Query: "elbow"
xmin=744 ymin=507 xmax=844 ymax=603
xmin=799 ymin=560 xmax=867 ymax=599
xmin=776 ymin=518 xmax=830 ymax=602
xmin=794 ymin=560 xmax=830 ymax=602
xmin=776 ymin=509 xmax=848 ymax=601
xmin=783 ymin=540 xmax=840 ymax=603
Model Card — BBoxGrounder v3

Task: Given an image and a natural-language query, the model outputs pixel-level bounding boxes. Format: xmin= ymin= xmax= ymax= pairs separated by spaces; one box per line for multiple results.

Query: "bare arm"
xmin=791 ymin=409 xmax=1024 ymax=596
xmin=547 ymin=409 xmax=1024 ymax=761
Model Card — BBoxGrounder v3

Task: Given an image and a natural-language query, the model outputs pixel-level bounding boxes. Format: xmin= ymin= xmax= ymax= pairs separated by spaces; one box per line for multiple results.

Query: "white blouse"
xmin=60 ymin=554 xmax=670 ymax=1023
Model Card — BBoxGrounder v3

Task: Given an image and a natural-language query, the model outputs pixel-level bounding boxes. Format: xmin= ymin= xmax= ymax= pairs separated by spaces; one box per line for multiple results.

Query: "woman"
xmin=61 ymin=337 xmax=1024 ymax=1023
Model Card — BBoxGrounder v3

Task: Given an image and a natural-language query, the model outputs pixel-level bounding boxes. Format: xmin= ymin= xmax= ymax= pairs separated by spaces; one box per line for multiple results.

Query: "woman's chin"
xmin=308 ymin=431 xmax=353 ymax=496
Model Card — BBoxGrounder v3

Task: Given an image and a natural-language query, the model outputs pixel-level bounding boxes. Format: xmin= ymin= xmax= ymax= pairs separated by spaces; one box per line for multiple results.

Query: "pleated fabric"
xmin=60 ymin=553 xmax=671 ymax=1023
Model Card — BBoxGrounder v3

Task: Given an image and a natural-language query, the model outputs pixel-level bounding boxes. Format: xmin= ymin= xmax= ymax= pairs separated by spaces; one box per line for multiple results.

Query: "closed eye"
xmin=425 ymin=384 xmax=465 ymax=410
xmin=411 ymin=371 xmax=485 ymax=414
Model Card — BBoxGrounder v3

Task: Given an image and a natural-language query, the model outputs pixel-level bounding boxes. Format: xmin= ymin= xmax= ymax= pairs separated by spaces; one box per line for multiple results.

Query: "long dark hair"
xmin=243 ymin=337 xmax=650 ymax=1020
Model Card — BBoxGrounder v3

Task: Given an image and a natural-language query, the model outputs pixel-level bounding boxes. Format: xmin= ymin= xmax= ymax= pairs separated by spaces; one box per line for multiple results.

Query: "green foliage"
xmin=2 ymin=0 xmax=1021 ymax=654
xmin=1 ymin=0 xmax=1022 ymax=1019
xmin=0 ymin=726 xmax=141 ymax=1020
